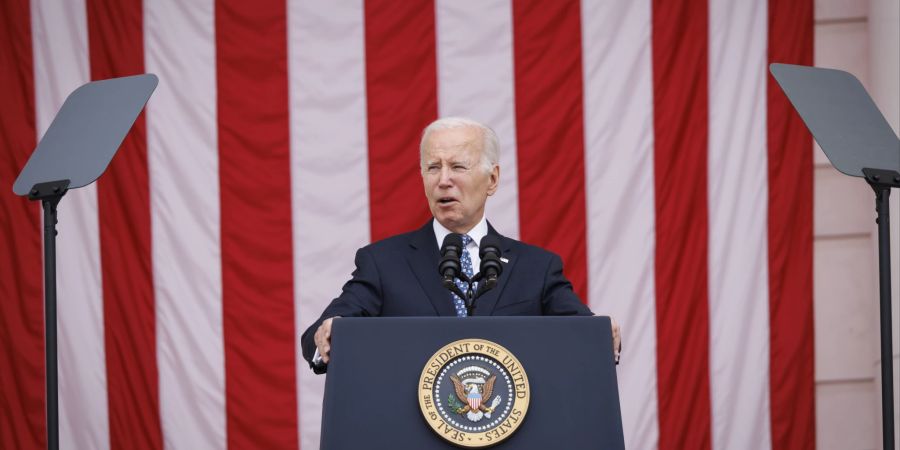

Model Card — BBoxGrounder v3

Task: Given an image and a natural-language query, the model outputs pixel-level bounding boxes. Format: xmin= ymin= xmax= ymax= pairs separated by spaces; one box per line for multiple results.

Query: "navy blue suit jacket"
xmin=300 ymin=220 xmax=592 ymax=372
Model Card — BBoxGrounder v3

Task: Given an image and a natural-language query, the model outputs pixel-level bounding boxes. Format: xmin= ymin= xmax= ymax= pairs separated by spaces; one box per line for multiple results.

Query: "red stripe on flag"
xmin=365 ymin=0 xmax=438 ymax=241
xmin=767 ymin=1 xmax=816 ymax=448
xmin=651 ymin=0 xmax=712 ymax=448
xmin=215 ymin=0 xmax=298 ymax=448
xmin=85 ymin=0 xmax=162 ymax=447
xmin=512 ymin=0 xmax=589 ymax=302
xmin=0 ymin=1 xmax=45 ymax=447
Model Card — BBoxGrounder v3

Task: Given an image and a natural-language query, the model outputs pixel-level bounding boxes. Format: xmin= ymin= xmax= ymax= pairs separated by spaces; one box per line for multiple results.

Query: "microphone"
xmin=438 ymin=233 xmax=464 ymax=289
xmin=478 ymin=235 xmax=503 ymax=289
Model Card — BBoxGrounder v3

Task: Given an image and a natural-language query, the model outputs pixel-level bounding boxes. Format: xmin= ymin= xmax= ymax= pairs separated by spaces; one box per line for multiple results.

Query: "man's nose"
xmin=438 ymin=167 xmax=453 ymax=186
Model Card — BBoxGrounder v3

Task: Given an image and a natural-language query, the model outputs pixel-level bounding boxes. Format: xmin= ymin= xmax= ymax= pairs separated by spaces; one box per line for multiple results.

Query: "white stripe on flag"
xmin=31 ymin=1 xmax=110 ymax=448
xmin=581 ymin=1 xmax=658 ymax=449
xmin=145 ymin=0 xmax=226 ymax=447
xmin=708 ymin=0 xmax=772 ymax=449
xmin=289 ymin=1 xmax=370 ymax=447
xmin=435 ymin=0 xmax=520 ymax=239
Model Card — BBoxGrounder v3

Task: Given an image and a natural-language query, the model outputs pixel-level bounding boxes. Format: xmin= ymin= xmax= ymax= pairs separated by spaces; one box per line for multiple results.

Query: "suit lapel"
xmin=473 ymin=223 xmax=516 ymax=316
xmin=406 ymin=220 xmax=457 ymax=316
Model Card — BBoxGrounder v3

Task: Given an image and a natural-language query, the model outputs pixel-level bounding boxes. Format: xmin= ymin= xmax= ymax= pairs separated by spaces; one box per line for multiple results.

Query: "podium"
xmin=320 ymin=316 xmax=624 ymax=449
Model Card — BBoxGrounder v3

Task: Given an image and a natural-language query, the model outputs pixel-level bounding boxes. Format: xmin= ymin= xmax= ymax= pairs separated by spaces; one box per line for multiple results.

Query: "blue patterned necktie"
xmin=451 ymin=234 xmax=474 ymax=317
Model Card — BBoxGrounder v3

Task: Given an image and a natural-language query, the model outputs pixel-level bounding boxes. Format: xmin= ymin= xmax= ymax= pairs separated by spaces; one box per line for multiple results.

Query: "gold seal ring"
xmin=417 ymin=339 xmax=530 ymax=447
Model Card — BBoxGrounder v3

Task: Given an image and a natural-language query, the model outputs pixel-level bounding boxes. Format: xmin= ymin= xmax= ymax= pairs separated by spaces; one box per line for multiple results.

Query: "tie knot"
xmin=461 ymin=234 xmax=473 ymax=246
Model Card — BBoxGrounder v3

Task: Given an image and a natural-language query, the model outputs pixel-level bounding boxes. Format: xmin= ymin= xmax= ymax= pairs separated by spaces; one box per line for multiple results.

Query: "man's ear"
xmin=487 ymin=165 xmax=500 ymax=196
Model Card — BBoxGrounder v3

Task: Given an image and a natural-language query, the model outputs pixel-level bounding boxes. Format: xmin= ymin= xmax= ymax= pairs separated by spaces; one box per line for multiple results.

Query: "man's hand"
xmin=314 ymin=317 xmax=339 ymax=364
xmin=611 ymin=318 xmax=622 ymax=364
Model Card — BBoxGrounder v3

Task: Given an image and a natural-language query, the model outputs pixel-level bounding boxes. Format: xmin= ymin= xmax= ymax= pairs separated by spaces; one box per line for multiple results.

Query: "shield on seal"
xmin=467 ymin=388 xmax=482 ymax=411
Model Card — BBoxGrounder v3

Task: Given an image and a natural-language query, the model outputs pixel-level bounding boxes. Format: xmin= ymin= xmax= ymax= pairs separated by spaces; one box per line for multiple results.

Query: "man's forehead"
xmin=424 ymin=127 xmax=482 ymax=153
xmin=423 ymin=144 xmax=477 ymax=160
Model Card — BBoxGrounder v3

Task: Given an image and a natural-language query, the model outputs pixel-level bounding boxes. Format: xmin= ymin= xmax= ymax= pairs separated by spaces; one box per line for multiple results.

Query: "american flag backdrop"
xmin=0 ymin=0 xmax=815 ymax=449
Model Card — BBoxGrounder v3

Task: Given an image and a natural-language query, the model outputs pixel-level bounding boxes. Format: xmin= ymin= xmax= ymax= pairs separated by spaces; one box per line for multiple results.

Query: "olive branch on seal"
xmin=446 ymin=394 xmax=467 ymax=414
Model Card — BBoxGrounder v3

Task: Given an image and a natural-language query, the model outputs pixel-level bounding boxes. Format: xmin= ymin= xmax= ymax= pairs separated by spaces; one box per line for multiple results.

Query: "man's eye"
xmin=426 ymin=165 xmax=440 ymax=172
xmin=452 ymin=164 xmax=468 ymax=171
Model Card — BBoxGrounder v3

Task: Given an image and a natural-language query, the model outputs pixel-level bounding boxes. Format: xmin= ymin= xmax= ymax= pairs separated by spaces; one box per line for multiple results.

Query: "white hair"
xmin=419 ymin=117 xmax=499 ymax=173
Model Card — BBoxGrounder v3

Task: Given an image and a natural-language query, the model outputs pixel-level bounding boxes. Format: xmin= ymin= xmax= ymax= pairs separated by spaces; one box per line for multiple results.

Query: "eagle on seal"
xmin=450 ymin=374 xmax=496 ymax=414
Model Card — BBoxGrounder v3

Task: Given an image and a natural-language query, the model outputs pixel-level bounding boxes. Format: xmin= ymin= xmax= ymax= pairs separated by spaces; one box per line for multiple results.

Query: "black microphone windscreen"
xmin=439 ymin=233 xmax=464 ymax=279
xmin=441 ymin=233 xmax=464 ymax=255
xmin=479 ymin=235 xmax=501 ymax=257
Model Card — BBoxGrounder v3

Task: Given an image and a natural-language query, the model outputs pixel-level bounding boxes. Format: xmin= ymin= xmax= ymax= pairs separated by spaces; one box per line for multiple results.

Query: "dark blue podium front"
xmin=320 ymin=316 xmax=624 ymax=449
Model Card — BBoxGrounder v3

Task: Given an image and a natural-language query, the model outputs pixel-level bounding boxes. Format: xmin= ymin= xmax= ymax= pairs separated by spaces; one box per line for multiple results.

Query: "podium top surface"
xmin=13 ymin=74 xmax=158 ymax=195
xmin=770 ymin=63 xmax=899 ymax=177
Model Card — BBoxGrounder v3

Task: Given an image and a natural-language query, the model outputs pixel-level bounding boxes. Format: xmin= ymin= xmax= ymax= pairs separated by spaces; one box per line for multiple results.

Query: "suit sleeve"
xmin=540 ymin=253 xmax=593 ymax=316
xmin=300 ymin=247 xmax=384 ymax=372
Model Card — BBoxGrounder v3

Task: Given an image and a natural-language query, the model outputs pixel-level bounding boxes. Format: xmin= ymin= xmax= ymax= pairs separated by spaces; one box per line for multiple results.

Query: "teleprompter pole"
xmin=864 ymin=168 xmax=898 ymax=450
xmin=29 ymin=179 xmax=69 ymax=450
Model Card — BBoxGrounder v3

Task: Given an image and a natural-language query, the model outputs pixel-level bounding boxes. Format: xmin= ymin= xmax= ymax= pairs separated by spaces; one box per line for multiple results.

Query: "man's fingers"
xmin=610 ymin=318 xmax=621 ymax=345
xmin=315 ymin=317 xmax=338 ymax=364
xmin=610 ymin=318 xmax=622 ymax=364
xmin=320 ymin=343 xmax=331 ymax=363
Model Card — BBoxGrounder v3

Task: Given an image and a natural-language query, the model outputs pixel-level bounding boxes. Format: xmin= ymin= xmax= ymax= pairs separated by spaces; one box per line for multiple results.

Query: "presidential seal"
xmin=418 ymin=339 xmax=530 ymax=448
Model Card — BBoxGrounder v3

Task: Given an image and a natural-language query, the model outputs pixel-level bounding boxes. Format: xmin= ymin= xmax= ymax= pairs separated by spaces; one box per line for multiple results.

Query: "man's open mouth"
xmin=438 ymin=197 xmax=458 ymax=204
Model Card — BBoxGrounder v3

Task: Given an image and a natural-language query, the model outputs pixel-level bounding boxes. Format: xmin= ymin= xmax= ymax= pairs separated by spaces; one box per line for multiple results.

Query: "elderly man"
xmin=301 ymin=117 xmax=620 ymax=373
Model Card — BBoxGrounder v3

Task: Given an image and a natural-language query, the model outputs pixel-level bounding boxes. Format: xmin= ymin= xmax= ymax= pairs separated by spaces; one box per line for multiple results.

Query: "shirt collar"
xmin=433 ymin=215 xmax=488 ymax=249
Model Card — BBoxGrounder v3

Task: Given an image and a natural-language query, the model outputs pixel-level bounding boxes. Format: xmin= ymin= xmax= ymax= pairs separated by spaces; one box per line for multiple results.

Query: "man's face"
xmin=421 ymin=126 xmax=499 ymax=234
